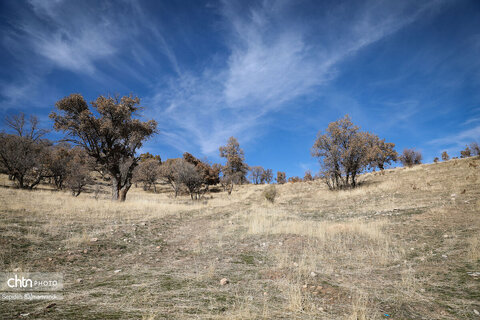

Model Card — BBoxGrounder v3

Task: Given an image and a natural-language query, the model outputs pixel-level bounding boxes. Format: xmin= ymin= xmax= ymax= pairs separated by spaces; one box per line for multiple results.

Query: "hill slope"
xmin=0 ymin=157 xmax=479 ymax=319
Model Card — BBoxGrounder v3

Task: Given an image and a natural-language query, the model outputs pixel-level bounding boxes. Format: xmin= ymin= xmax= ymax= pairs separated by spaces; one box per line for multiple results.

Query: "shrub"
xmin=276 ymin=171 xmax=286 ymax=184
xmin=460 ymin=146 xmax=471 ymax=158
xmin=470 ymin=142 xmax=480 ymax=156
xmin=399 ymin=148 xmax=422 ymax=167
xmin=433 ymin=157 xmax=439 ymax=163
xmin=441 ymin=151 xmax=449 ymax=161
xmin=288 ymin=176 xmax=302 ymax=183
xmin=304 ymin=170 xmax=314 ymax=181
xmin=262 ymin=185 xmax=277 ymax=203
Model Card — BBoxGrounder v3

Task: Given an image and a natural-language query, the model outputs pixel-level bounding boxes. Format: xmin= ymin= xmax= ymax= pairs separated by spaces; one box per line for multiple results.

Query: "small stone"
xmin=410 ymin=247 xmax=414 ymax=251
xmin=450 ymin=193 xmax=456 ymax=197
xmin=293 ymin=262 xmax=299 ymax=267
xmin=263 ymin=292 xmax=268 ymax=296
xmin=220 ymin=278 xmax=229 ymax=286
xmin=156 ymin=246 xmax=161 ymax=249
xmin=442 ymin=255 xmax=448 ymax=259
xmin=75 ymin=278 xmax=83 ymax=284
xmin=310 ymin=271 xmax=317 ymax=277
xmin=474 ymin=309 xmax=479 ymax=316
xmin=114 ymin=269 xmax=122 ymax=273
xmin=318 ymin=307 xmax=324 ymax=312
xmin=19 ymin=313 xmax=30 ymax=317
xmin=302 ymin=284 xmax=308 ymax=289
xmin=420 ymin=288 xmax=425 ymax=292
xmin=443 ymin=234 xmax=449 ymax=238
xmin=90 ymin=238 xmax=98 ymax=242
xmin=48 ymin=258 xmax=53 ymax=261
xmin=83 ymin=249 xmax=88 ymax=254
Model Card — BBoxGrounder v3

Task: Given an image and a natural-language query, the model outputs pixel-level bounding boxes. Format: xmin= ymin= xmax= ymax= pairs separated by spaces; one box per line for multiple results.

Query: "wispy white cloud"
xmin=149 ymin=0 xmax=442 ymax=155
xmin=429 ymin=125 xmax=480 ymax=147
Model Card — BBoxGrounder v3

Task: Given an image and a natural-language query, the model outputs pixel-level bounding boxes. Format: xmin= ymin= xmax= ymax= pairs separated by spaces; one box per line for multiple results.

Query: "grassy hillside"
xmin=0 ymin=157 xmax=479 ymax=319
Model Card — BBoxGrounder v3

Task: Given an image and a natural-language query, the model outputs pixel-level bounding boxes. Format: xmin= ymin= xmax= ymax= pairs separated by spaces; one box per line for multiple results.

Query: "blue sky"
xmin=1 ymin=0 xmax=479 ymax=177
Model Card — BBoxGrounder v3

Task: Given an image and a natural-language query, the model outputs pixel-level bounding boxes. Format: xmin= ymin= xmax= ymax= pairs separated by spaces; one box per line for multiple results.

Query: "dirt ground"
xmin=0 ymin=157 xmax=479 ymax=319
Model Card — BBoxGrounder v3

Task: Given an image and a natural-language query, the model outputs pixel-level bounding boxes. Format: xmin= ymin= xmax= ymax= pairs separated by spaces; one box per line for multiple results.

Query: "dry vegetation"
xmin=0 ymin=157 xmax=479 ymax=319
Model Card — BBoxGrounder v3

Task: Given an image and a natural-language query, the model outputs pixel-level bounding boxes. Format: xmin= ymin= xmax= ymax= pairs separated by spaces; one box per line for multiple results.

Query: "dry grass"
xmin=0 ymin=157 xmax=479 ymax=319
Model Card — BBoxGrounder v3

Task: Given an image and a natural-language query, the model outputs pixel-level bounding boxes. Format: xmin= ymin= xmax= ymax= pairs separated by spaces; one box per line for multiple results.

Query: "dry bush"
xmin=400 ymin=148 xmax=422 ymax=167
xmin=441 ymin=151 xmax=450 ymax=161
xmin=262 ymin=185 xmax=277 ymax=203
xmin=276 ymin=171 xmax=286 ymax=184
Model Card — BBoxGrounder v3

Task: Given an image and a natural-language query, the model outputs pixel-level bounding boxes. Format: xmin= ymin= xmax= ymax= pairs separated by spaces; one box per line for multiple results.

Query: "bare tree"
xmin=219 ymin=137 xmax=248 ymax=194
xmin=304 ymin=170 xmax=313 ymax=181
xmin=312 ymin=115 xmax=397 ymax=189
xmin=0 ymin=133 xmax=51 ymax=189
xmin=64 ymin=148 xmax=94 ymax=197
xmin=173 ymin=159 xmax=203 ymax=200
xmin=249 ymin=166 xmax=264 ymax=184
xmin=276 ymin=171 xmax=286 ymax=184
xmin=0 ymin=114 xmax=51 ymax=189
xmin=44 ymin=143 xmax=73 ymax=190
xmin=441 ymin=151 xmax=450 ymax=161
xmin=5 ymin=113 xmax=48 ymax=141
xmin=460 ymin=146 xmax=472 ymax=158
xmin=50 ymin=94 xmax=157 ymax=201
xmin=261 ymin=168 xmax=273 ymax=184
xmin=399 ymin=148 xmax=422 ymax=167
xmin=470 ymin=142 xmax=480 ymax=156
xmin=159 ymin=159 xmax=182 ymax=197
xmin=183 ymin=152 xmax=219 ymax=188
xmin=133 ymin=158 xmax=162 ymax=192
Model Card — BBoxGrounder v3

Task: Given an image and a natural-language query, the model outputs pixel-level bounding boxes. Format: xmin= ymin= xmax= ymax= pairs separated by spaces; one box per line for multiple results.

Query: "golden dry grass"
xmin=0 ymin=157 xmax=479 ymax=319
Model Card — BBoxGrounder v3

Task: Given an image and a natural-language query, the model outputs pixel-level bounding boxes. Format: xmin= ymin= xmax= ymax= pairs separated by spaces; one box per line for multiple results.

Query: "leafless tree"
xmin=133 ymin=158 xmax=162 ymax=192
xmin=470 ymin=142 xmax=480 ymax=156
xmin=312 ymin=115 xmax=397 ymax=189
xmin=276 ymin=171 xmax=286 ymax=184
xmin=304 ymin=170 xmax=314 ymax=181
xmin=0 ymin=114 xmax=51 ymax=189
xmin=399 ymin=148 xmax=422 ymax=167
xmin=50 ymin=94 xmax=157 ymax=201
xmin=441 ymin=151 xmax=450 ymax=161
xmin=173 ymin=159 xmax=203 ymax=200
xmin=159 ymin=159 xmax=182 ymax=197
xmin=460 ymin=146 xmax=472 ymax=158
xmin=64 ymin=148 xmax=94 ymax=197
xmin=219 ymin=137 xmax=248 ymax=194
xmin=249 ymin=166 xmax=264 ymax=184
xmin=261 ymin=168 xmax=273 ymax=184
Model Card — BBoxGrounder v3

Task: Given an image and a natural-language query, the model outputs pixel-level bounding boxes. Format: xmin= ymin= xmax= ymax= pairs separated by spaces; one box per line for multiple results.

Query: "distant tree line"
xmin=1 ymin=101 xmax=478 ymax=200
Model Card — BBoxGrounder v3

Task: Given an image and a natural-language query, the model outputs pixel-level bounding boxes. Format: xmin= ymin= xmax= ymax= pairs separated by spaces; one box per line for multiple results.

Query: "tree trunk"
xmin=119 ymin=179 xmax=132 ymax=202
xmin=111 ymin=176 xmax=120 ymax=200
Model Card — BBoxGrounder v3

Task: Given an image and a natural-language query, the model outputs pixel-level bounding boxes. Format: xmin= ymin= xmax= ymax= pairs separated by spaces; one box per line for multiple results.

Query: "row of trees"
xmin=2 ymin=101 xmax=478 ymax=199
xmin=0 ymin=114 xmax=94 ymax=195
xmin=433 ymin=143 xmax=480 ymax=163
xmin=1 ymin=96 xmax=253 ymax=201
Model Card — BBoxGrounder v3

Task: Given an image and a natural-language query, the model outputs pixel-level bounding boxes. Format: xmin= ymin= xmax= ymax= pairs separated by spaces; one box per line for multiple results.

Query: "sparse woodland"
xmin=0 ymin=97 xmax=479 ymax=319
